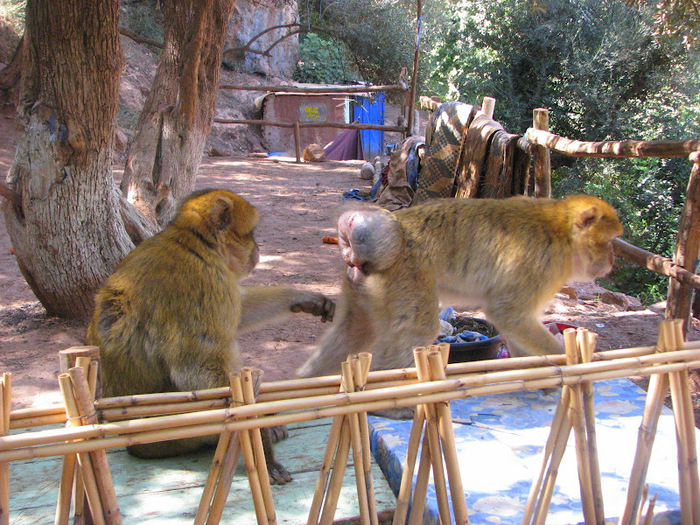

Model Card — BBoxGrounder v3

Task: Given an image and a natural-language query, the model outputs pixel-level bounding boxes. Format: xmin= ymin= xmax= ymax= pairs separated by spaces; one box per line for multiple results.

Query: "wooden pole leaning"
xmin=0 ymin=372 xmax=11 ymax=525
xmin=308 ymin=353 xmax=377 ymax=525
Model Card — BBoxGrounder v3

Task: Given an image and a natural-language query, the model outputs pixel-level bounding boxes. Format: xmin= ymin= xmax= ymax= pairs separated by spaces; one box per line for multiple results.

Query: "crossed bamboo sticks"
xmin=307 ymin=352 xmax=378 ymax=525
xmin=522 ymin=327 xmax=604 ymax=525
xmin=619 ymin=319 xmax=700 ymax=525
xmin=54 ymin=347 xmax=122 ymax=525
xmin=393 ymin=344 xmax=469 ymax=525
xmin=195 ymin=368 xmax=277 ymax=525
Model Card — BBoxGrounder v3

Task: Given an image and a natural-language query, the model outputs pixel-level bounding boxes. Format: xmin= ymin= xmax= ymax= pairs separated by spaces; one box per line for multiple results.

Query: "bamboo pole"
xmin=353 ymin=355 xmax=378 ymax=525
xmin=203 ymin=431 xmax=242 ymax=525
xmin=319 ymin=419 xmax=352 ymax=525
xmin=58 ymin=373 xmax=106 ymax=525
xmin=307 ymin=416 xmax=345 ymax=525
xmin=414 ymin=348 xmax=451 ymax=524
xmin=392 ymin=402 xmax=426 ymax=525
xmin=619 ymin=323 xmax=674 ymax=525
xmin=6 ymin=342 xmax=660 ymax=429
xmin=341 ymin=361 xmax=371 ymax=525
xmin=227 ymin=373 xmax=268 ymax=525
xmin=241 ymin=368 xmax=277 ymax=525
xmin=87 ymin=344 xmax=655 ymax=418
xmin=0 ymin=373 xmax=10 ymax=525
xmin=532 ymin=108 xmax=552 ymax=198
xmin=427 ymin=350 xmax=470 ymax=525
xmin=663 ymin=320 xmax=700 ymax=524
xmin=194 ymin=430 xmax=233 ymax=525
xmin=56 ymin=352 xmax=97 ymax=525
xmin=578 ymin=330 xmax=605 ymax=525
xmin=67 ymin=366 xmax=122 ymax=525
xmin=406 ymin=432 xmax=431 ymax=525
xmin=563 ymin=330 xmax=596 ymax=524
xmin=522 ymin=387 xmax=572 ymax=525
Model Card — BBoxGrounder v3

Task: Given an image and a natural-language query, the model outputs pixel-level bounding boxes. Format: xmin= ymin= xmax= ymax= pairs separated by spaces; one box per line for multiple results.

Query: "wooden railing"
xmin=526 ymin=110 xmax=700 ymax=330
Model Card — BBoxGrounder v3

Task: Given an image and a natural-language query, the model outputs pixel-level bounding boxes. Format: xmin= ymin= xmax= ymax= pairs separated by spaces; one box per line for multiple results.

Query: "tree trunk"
xmin=121 ymin=0 xmax=237 ymax=226
xmin=1 ymin=0 xmax=133 ymax=319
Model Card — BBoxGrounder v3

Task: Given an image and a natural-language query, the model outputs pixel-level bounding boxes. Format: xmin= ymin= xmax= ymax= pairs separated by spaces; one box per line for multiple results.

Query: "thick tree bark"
xmin=1 ymin=0 xmax=133 ymax=319
xmin=121 ymin=0 xmax=237 ymax=226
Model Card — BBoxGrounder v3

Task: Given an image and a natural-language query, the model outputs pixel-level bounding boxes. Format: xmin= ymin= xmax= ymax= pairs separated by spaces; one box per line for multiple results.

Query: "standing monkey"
xmin=87 ymin=189 xmax=334 ymax=484
xmin=298 ymin=195 xmax=623 ymax=378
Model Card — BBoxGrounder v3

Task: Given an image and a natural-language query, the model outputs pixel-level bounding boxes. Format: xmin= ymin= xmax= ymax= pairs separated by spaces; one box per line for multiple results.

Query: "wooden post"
xmin=532 ymin=108 xmax=552 ymax=198
xmin=667 ymin=152 xmax=700 ymax=334
xmin=294 ymin=121 xmax=302 ymax=163
xmin=406 ymin=0 xmax=422 ymax=136
xmin=0 ymin=373 xmax=10 ymax=525
xmin=481 ymin=97 xmax=496 ymax=119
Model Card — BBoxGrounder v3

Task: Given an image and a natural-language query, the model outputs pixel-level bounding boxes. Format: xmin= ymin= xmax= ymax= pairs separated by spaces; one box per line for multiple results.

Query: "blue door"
xmin=353 ymin=92 xmax=385 ymax=160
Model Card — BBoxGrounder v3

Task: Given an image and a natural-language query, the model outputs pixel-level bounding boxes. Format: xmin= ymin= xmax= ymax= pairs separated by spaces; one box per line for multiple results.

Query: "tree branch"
xmin=0 ymin=180 xmax=21 ymax=207
xmin=119 ymin=27 xmax=163 ymax=49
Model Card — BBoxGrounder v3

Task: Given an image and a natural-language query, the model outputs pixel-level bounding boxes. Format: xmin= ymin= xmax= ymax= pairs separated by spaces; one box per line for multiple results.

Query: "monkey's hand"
xmin=290 ymin=293 xmax=335 ymax=322
xmin=239 ymin=287 xmax=335 ymax=333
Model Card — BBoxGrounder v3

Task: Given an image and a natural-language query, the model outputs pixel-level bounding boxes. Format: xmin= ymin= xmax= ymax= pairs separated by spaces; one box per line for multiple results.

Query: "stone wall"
xmin=224 ymin=0 xmax=299 ymax=79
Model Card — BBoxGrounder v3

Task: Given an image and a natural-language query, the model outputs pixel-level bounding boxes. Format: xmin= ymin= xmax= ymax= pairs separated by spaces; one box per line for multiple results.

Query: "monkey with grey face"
xmin=298 ymin=195 xmax=623 ymax=379
xmin=87 ymin=189 xmax=334 ymax=484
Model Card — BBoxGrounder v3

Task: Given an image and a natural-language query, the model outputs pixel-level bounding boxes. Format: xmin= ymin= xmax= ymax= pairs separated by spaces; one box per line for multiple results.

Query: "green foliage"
xmin=424 ymin=0 xmax=700 ymax=304
xmin=293 ymin=32 xmax=361 ymax=84
xmin=0 ymin=0 xmax=24 ymax=34
xmin=120 ymin=0 xmax=163 ymax=44
xmin=297 ymin=0 xmax=417 ymax=86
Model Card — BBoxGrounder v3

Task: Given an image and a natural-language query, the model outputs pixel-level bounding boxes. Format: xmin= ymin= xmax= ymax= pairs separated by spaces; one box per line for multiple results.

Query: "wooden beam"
xmin=213 ymin=118 xmax=406 ymax=133
xmin=218 ymin=84 xmax=406 ymax=94
xmin=613 ymin=238 xmax=700 ymax=291
xmin=526 ymin=128 xmax=700 ymax=158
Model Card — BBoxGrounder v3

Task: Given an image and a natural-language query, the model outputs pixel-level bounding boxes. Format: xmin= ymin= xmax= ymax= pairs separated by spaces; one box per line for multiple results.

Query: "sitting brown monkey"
xmin=298 ymin=194 xmax=623 ymax=379
xmin=86 ymin=188 xmax=334 ymax=484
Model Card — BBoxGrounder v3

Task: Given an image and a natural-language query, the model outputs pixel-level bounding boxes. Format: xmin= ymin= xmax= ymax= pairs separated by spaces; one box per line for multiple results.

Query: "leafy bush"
xmin=120 ymin=0 xmax=163 ymax=44
xmin=293 ymin=32 xmax=361 ymax=84
xmin=425 ymin=0 xmax=700 ymax=304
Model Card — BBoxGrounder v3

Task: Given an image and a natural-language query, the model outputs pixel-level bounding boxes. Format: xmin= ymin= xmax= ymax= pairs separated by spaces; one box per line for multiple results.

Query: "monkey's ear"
xmin=575 ymin=206 xmax=599 ymax=230
xmin=210 ymin=197 xmax=233 ymax=231
xmin=209 ymin=194 xmax=259 ymax=234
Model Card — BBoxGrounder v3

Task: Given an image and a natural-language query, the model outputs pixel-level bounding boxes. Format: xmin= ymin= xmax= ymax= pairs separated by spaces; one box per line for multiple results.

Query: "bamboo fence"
xmin=2 ymin=320 xmax=700 ymax=523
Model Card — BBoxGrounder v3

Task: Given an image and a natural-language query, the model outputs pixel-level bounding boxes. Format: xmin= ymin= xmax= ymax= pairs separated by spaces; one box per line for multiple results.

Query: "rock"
xmin=599 ymin=290 xmax=644 ymax=311
xmin=359 ymin=162 xmax=375 ymax=180
xmin=208 ymin=147 xmax=228 ymax=157
xmin=303 ymin=143 xmax=326 ymax=162
xmin=560 ymin=285 xmax=577 ymax=300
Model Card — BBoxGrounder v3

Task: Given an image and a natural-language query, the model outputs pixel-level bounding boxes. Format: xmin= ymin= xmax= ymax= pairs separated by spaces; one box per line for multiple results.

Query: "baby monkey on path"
xmin=87 ymin=189 xmax=334 ymax=485
xmin=298 ymin=195 xmax=623 ymax=378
